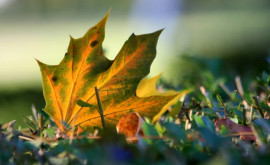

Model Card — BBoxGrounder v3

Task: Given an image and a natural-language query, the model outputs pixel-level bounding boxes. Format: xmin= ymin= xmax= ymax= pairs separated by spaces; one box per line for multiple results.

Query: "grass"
xmin=0 ymin=88 xmax=44 ymax=128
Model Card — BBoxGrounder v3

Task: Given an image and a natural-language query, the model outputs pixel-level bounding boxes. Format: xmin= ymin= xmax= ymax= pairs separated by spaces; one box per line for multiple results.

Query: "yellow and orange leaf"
xmin=37 ymin=11 xmax=189 ymax=131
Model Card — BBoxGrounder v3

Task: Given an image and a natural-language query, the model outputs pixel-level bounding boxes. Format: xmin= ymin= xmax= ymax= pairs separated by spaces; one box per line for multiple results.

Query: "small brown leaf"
xmin=116 ymin=112 xmax=144 ymax=138
xmin=215 ymin=118 xmax=255 ymax=142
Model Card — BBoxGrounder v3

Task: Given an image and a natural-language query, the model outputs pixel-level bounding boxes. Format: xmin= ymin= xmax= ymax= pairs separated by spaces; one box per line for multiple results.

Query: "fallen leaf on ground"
xmin=37 ymin=11 xmax=189 ymax=132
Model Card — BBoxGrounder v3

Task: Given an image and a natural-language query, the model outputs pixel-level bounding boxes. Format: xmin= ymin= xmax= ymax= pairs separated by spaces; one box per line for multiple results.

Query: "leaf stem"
xmin=243 ymin=107 xmax=247 ymax=125
xmin=235 ymin=90 xmax=264 ymax=118
xmin=219 ymin=83 xmax=233 ymax=99
xmin=215 ymin=90 xmax=227 ymax=118
xmin=200 ymin=86 xmax=212 ymax=108
xmin=95 ymin=87 xmax=106 ymax=129
xmin=252 ymin=96 xmax=264 ymax=118
xmin=39 ymin=114 xmax=44 ymax=137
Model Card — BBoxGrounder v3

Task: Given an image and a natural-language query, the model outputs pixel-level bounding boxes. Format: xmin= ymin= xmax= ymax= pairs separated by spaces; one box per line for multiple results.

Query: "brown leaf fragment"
xmin=116 ymin=112 xmax=144 ymax=138
xmin=215 ymin=118 xmax=256 ymax=142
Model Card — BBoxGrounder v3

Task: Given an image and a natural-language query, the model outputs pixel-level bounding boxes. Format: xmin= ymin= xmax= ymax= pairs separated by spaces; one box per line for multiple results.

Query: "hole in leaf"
xmin=52 ymin=76 xmax=57 ymax=82
xmin=90 ymin=40 xmax=98 ymax=47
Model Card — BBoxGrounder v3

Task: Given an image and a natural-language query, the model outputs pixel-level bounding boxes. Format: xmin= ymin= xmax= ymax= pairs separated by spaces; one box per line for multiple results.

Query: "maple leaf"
xmin=37 ymin=11 xmax=189 ymax=131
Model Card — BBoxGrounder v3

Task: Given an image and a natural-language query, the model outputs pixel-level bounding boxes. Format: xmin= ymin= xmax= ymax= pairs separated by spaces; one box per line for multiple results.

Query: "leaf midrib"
xmin=68 ymin=43 xmax=147 ymax=125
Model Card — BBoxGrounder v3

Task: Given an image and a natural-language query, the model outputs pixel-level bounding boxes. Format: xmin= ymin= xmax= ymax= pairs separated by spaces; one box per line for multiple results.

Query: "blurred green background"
xmin=0 ymin=0 xmax=269 ymax=127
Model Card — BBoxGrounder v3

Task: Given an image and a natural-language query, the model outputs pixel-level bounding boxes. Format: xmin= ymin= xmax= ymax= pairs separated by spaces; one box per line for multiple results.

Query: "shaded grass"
xmin=0 ymin=88 xmax=44 ymax=128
